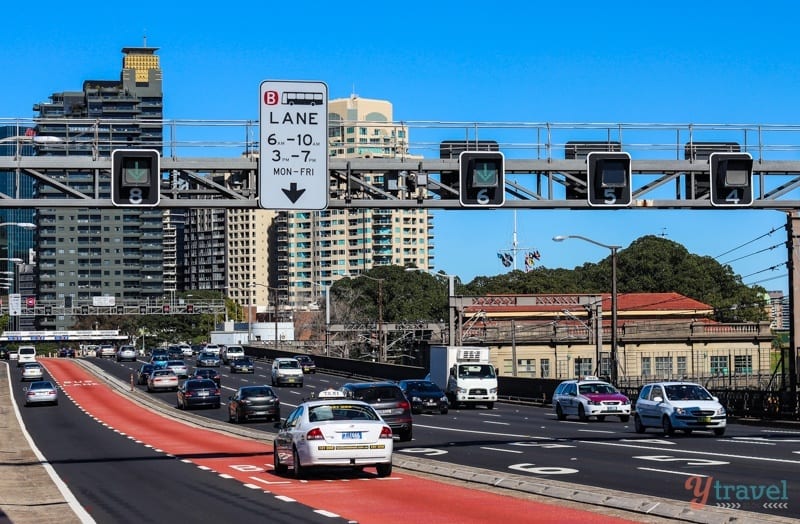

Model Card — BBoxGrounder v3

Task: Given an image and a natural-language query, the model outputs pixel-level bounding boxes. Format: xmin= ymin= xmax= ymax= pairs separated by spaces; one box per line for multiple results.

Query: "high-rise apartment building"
xmin=278 ymin=94 xmax=434 ymax=310
xmin=32 ymin=46 xmax=166 ymax=329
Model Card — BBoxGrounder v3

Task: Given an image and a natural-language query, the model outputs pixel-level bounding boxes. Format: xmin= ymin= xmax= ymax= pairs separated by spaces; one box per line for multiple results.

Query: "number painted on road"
xmin=633 ymin=455 xmax=729 ymax=466
xmin=229 ymin=464 xmax=267 ymax=472
xmin=509 ymin=464 xmax=578 ymax=475
xmin=397 ymin=448 xmax=448 ymax=456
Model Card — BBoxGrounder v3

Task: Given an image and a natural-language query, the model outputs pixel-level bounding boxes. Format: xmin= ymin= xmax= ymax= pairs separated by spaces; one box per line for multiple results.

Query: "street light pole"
xmin=352 ymin=273 xmax=385 ymax=361
xmin=553 ymin=235 xmax=621 ymax=384
xmin=405 ymin=268 xmax=457 ymax=345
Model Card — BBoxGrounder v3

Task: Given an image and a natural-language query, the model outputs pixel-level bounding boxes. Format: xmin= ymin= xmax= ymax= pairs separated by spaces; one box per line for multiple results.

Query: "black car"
xmin=57 ymin=347 xmax=76 ymax=358
xmin=0 ymin=346 xmax=8 ymax=360
xmin=135 ymin=363 xmax=155 ymax=385
xmin=398 ymin=379 xmax=449 ymax=415
xmin=340 ymin=381 xmax=413 ymax=441
xmin=295 ymin=354 xmax=317 ymax=374
xmin=230 ymin=357 xmax=255 ymax=374
xmin=192 ymin=368 xmax=221 ymax=386
xmin=227 ymin=385 xmax=280 ymax=423
xmin=176 ymin=379 xmax=221 ymax=410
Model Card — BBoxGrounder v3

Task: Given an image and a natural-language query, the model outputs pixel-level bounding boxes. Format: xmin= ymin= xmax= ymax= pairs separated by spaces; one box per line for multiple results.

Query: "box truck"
xmin=429 ymin=345 xmax=497 ymax=409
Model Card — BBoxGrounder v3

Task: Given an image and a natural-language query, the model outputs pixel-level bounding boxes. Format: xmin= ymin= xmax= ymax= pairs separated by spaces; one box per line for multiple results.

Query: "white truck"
xmin=429 ymin=345 xmax=498 ymax=409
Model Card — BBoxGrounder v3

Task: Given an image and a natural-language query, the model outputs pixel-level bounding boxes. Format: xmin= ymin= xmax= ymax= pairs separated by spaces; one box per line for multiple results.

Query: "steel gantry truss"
xmin=4 ymin=119 xmax=800 ymax=209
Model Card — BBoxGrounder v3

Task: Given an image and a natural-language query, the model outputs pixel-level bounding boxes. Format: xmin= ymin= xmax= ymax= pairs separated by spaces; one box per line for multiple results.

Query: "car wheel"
xmin=556 ymin=403 xmax=566 ymax=421
xmin=620 ymin=415 xmax=630 ymax=423
xmin=486 ymin=402 xmax=494 ymax=410
xmin=634 ymin=414 xmax=646 ymax=433
xmin=662 ymin=416 xmax=675 ymax=436
xmin=293 ymin=448 xmax=305 ymax=479
xmin=440 ymin=407 xmax=448 ymax=415
xmin=273 ymin=443 xmax=287 ymax=475
xmin=713 ymin=427 xmax=726 ymax=436
xmin=682 ymin=429 xmax=693 ymax=435
xmin=596 ymin=415 xmax=606 ymax=422
xmin=399 ymin=428 xmax=412 ymax=442
xmin=376 ymin=462 xmax=392 ymax=478
xmin=578 ymin=404 xmax=588 ymax=422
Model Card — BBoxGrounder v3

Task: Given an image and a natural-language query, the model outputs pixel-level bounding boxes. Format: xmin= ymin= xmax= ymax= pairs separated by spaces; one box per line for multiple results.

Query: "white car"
xmin=17 ymin=346 xmax=37 ymax=367
xmin=21 ymin=362 xmax=44 ymax=382
xmin=179 ymin=344 xmax=194 ymax=357
xmin=116 ymin=345 xmax=138 ymax=362
xmin=147 ymin=369 xmax=179 ymax=392
xmin=165 ymin=360 xmax=189 ymax=379
xmin=552 ymin=376 xmax=631 ymax=422
xmin=271 ymin=357 xmax=304 ymax=387
xmin=273 ymin=395 xmax=393 ymax=479
xmin=634 ymin=381 xmax=726 ymax=436
xmin=203 ymin=344 xmax=222 ymax=355
xmin=222 ymin=345 xmax=244 ymax=364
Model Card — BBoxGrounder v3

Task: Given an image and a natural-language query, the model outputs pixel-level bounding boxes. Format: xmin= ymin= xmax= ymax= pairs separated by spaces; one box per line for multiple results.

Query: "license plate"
xmin=199 ymin=391 xmax=208 ymax=397
xmin=378 ymin=408 xmax=392 ymax=415
xmin=341 ymin=432 xmax=363 ymax=440
xmin=605 ymin=407 xmax=619 ymax=412
xmin=699 ymin=416 xmax=711 ymax=423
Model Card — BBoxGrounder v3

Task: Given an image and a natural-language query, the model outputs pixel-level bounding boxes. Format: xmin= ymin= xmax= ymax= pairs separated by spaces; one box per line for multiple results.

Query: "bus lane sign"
xmin=259 ymin=80 xmax=328 ymax=210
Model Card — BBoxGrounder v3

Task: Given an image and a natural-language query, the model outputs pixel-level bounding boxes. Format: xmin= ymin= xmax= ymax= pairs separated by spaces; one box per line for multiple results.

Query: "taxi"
xmin=273 ymin=390 xmax=394 ymax=479
xmin=552 ymin=376 xmax=631 ymax=422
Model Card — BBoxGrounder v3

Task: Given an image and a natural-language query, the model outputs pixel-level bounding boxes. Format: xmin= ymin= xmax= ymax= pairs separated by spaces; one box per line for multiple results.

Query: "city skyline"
xmin=1 ymin=2 xmax=795 ymax=294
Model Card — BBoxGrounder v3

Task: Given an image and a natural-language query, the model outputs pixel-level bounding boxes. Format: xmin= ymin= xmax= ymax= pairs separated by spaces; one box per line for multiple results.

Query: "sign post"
xmin=259 ymin=80 xmax=328 ymax=210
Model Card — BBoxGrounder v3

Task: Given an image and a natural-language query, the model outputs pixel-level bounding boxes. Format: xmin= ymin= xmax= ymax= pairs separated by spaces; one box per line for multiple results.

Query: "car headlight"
xmin=586 ymin=399 xmax=600 ymax=405
xmin=674 ymin=407 xmax=686 ymax=415
xmin=489 ymin=388 xmax=497 ymax=394
xmin=440 ymin=395 xmax=447 ymax=402
xmin=412 ymin=396 xmax=422 ymax=402
xmin=717 ymin=407 xmax=726 ymax=416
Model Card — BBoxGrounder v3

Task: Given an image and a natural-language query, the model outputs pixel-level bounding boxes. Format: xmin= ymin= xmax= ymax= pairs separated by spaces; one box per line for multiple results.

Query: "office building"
xmin=32 ymin=46 xmax=166 ymax=329
xmin=278 ymin=95 xmax=434 ymax=310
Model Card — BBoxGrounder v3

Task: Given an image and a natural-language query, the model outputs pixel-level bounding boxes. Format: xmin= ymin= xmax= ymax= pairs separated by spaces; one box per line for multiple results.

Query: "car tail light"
xmin=214 ymin=389 xmax=220 ymax=396
xmin=306 ymin=428 xmax=324 ymax=440
xmin=379 ymin=426 xmax=393 ymax=439
xmin=398 ymin=400 xmax=410 ymax=410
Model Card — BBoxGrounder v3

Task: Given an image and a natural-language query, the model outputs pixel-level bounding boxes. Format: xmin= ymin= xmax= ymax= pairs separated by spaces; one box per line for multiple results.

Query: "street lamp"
xmin=405 ymin=267 xmax=457 ymax=345
xmin=305 ymin=281 xmax=331 ymax=357
xmin=251 ymin=283 xmax=280 ymax=352
xmin=553 ymin=235 xmax=621 ymax=384
xmin=0 ymin=222 xmax=36 ymax=230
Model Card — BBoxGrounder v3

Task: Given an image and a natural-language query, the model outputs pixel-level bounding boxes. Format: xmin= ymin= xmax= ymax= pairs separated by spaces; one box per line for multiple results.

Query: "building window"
xmin=540 ymin=358 xmax=550 ymax=378
xmin=676 ymin=356 xmax=687 ymax=378
xmin=710 ymin=355 xmax=729 ymax=375
xmin=517 ymin=358 xmax=535 ymax=377
xmin=655 ymin=356 xmax=673 ymax=378
xmin=574 ymin=358 xmax=592 ymax=378
xmin=734 ymin=355 xmax=752 ymax=375
xmin=641 ymin=356 xmax=651 ymax=377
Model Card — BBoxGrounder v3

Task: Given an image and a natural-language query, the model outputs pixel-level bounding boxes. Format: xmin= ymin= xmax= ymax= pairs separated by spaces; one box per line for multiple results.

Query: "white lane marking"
xmin=480 ymin=447 xmax=523 ymax=453
xmin=638 ymin=467 xmax=709 ymax=477
xmin=483 ymin=421 xmax=510 ymax=426
xmin=314 ymin=510 xmax=342 ymax=518
xmin=581 ymin=440 xmax=800 ymax=465
xmin=219 ymin=473 xmax=234 ymax=479
xmin=578 ymin=429 xmax=615 ymax=434
xmin=248 ymin=475 xmax=290 ymax=486
xmin=276 ymin=495 xmax=296 ymax=502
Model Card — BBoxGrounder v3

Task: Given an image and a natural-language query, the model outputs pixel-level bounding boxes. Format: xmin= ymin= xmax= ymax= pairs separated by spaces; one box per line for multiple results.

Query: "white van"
xmin=17 ymin=346 xmax=37 ymax=367
xmin=271 ymin=357 xmax=303 ymax=387
xmin=222 ymin=345 xmax=244 ymax=364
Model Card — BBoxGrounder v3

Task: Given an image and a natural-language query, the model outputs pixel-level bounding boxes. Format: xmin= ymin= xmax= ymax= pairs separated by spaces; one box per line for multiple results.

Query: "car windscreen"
xmin=279 ymin=360 xmax=299 ymax=369
xmin=309 ymin=404 xmax=378 ymax=422
xmin=664 ymin=385 xmax=713 ymax=401
xmin=579 ymin=383 xmax=617 ymax=395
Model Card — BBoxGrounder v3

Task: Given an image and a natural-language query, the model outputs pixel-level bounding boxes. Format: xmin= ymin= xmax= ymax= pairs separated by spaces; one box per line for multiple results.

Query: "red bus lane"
xmin=43 ymin=358 xmax=636 ymax=523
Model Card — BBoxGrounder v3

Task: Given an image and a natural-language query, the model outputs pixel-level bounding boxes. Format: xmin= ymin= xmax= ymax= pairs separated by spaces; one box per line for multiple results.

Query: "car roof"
xmin=300 ymin=398 xmax=372 ymax=409
xmin=29 ymin=381 xmax=55 ymax=388
xmin=343 ymin=381 xmax=399 ymax=389
xmin=644 ymin=381 xmax=703 ymax=387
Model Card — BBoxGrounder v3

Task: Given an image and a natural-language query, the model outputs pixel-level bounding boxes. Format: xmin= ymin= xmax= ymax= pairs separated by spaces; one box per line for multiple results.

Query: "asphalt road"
xmin=6 ymin=355 xmax=797 ymax=523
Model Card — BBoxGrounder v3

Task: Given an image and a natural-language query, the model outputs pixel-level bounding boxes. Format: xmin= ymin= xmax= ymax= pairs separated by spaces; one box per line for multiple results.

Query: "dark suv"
xmin=340 ymin=381 xmax=413 ymax=441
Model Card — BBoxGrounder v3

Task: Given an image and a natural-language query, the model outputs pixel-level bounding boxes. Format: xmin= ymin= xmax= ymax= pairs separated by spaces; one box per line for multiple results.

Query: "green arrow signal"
xmin=472 ymin=161 xmax=498 ymax=187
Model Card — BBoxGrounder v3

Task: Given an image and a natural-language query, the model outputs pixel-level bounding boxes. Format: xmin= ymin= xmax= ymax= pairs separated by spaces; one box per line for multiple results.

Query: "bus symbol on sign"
xmin=263 ymin=91 xmax=324 ymax=106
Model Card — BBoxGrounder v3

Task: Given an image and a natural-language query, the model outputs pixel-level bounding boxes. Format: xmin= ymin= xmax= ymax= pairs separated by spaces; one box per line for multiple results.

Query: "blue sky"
xmin=2 ymin=1 xmax=795 ymax=294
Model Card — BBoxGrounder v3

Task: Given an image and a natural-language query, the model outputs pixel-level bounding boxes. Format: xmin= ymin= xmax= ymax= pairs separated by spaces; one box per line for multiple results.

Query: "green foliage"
xmin=463 ymin=235 xmax=767 ymax=322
